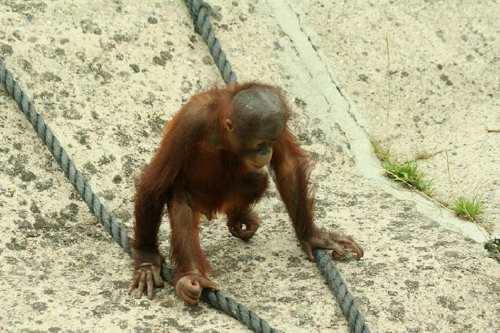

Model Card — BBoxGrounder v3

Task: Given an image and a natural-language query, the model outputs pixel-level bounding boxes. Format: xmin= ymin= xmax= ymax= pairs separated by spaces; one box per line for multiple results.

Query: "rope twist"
xmin=186 ymin=0 xmax=237 ymax=84
xmin=315 ymin=249 xmax=370 ymax=333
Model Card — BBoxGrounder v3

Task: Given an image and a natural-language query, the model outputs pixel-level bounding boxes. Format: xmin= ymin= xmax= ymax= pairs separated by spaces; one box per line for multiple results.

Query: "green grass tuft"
xmin=383 ymin=160 xmax=434 ymax=195
xmin=452 ymin=195 xmax=485 ymax=221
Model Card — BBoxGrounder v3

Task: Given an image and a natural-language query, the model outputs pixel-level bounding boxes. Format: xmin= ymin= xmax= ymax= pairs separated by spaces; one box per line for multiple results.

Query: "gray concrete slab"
xmin=0 ymin=0 xmax=498 ymax=332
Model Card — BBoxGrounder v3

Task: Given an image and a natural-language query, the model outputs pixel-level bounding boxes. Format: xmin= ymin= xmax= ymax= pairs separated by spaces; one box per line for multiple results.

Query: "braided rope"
xmin=202 ymin=290 xmax=276 ymax=333
xmin=315 ymin=250 xmax=370 ymax=333
xmin=0 ymin=60 xmax=132 ymax=255
xmin=184 ymin=1 xmax=371 ymax=332
xmin=185 ymin=0 xmax=237 ymax=84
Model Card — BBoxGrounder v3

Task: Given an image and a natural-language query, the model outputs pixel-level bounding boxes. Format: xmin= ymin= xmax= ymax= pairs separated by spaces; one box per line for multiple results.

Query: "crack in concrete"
xmin=266 ymin=0 xmax=489 ymax=242
xmin=286 ymin=2 xmax=360 ymax=130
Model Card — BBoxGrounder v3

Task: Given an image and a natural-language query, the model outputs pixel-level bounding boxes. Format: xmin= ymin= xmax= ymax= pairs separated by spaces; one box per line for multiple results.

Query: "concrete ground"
xmin=0 ymin=0 xmax=498 ymax=332
xmin=295 ymin=0 xmax=500 ymax=236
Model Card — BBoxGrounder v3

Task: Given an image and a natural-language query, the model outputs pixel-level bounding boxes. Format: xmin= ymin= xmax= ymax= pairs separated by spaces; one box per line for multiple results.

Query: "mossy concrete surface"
xmin=0 ymin=1 xmax=498 ymax=332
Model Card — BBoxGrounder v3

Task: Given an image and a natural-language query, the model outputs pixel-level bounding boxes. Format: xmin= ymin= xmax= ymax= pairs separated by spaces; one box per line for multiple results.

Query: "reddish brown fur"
xmin=271 ymin=128 xmax=315 ymax=240
xmin=131 ymin=83 xmax=291 ymax=281
xmin=130 ymin=82 xmax=363 ymax=302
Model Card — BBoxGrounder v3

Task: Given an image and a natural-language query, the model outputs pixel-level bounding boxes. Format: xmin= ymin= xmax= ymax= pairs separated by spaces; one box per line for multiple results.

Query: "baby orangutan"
xmin=128 ymin=82 xmax=364 ymax=304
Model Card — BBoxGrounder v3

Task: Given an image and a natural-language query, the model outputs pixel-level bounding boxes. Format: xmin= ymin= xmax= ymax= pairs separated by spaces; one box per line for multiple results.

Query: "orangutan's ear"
xmin=224 ymin=119 xmax=234 ymax=132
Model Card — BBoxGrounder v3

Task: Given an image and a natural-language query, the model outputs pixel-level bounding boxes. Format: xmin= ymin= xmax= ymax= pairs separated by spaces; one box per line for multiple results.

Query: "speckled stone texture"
xmin=0 ymin=1 xmax=498 ymax=332
xmin=293 ymin=0 xmax=500 ymax=234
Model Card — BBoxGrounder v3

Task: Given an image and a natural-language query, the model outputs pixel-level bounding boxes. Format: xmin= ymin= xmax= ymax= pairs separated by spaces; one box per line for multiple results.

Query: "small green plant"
xmin=369 ymin=136 xmax=391 ymax=162
xmin=452 ymin=195 xmax=485 ymax=221
xmin=383 ymin=160 xmax=434 ymax=196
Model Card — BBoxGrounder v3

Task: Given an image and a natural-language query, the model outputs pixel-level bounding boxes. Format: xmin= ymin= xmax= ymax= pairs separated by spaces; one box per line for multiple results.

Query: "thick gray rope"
xmin=315 ymin=250 xmax=370 ymax=333
xmin=0 ymin=58 xmax=276 ymax=333
xmin=185 ymin=0 xmax=237 ymax=84
xmin=184 ymin=1 xmax=371 ymax=332
xmin=0 ymin=59 xmax=132 ymax=256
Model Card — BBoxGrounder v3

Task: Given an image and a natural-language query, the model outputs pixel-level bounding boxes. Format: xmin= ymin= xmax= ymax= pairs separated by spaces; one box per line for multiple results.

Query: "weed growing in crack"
xmin=383 ymin=160 xmax=434 ymax=196
xmin=370 ymin=138 xmax=488 ymax=229
xmin=452 ymin=195 xmax=485 ymax=221
xmin=369 ymin=138 xmax=434 ymax=196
